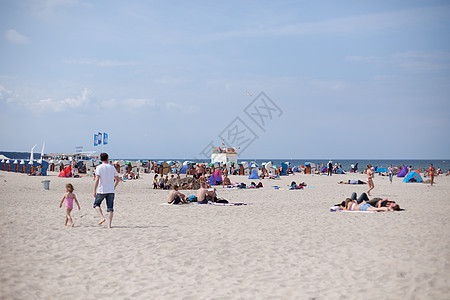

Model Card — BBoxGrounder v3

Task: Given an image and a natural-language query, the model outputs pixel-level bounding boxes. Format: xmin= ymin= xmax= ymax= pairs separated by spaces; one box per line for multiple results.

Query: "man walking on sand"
xmin=93 ymin=153 xmax=120 ymax=228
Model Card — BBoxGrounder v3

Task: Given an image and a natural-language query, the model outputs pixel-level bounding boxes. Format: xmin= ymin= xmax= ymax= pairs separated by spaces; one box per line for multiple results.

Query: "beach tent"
xmin=397 ymin=166 xmax=408 ymax=177
xmin=208 ymin=170 xmax=223 ymax=185
xmin=403 ymin=170 xmax=423 ymax=183
xmin=249 ymin=162 xmax=259 ymax=168
xmin=248 ymin=169 xmax=259 ymax=179
xmin=179 ymin=165 xmax=188 ymax=174
xmin=58 ymin=165 xmax=72 ymax=177
xmin=335 ymin=168 xmax=345 ymax=174
xmin=280 ymin=162 xmax=288 ymax=176
xmin=376 ymin=167 xmax=388 ymax=173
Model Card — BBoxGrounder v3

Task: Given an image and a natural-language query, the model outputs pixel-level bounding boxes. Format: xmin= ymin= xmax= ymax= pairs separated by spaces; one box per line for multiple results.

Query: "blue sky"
xmin=1 ymin=0 xmax=449 ymax=159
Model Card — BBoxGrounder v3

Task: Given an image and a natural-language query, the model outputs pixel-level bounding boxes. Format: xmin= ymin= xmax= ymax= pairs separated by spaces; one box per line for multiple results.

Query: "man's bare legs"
xmin=95 ymin=206 xmax=106 ymax=225
xmin=107 ymin=211 xmax=113 ymax=228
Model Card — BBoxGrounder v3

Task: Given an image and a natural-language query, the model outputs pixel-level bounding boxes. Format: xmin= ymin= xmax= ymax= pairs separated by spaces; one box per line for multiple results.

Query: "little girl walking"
xmin=59 ymin=183 xmax=81 ymax=227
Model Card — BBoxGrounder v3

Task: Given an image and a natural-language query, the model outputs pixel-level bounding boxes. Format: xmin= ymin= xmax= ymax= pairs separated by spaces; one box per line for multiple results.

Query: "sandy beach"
xmin=0 ymin=170 xmax=449 ymax=299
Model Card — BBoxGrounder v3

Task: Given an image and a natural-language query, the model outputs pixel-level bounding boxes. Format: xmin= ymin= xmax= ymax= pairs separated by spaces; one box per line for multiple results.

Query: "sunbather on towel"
xmin=345 ymin=192 xmax=400 ymax=210
xmin=168 ymin=185 xmax=187 ymax=205
xmin=342 ymin=201 xmax=391 ymax=212
xmin=338 ymin=179 xmax=366 ymax=184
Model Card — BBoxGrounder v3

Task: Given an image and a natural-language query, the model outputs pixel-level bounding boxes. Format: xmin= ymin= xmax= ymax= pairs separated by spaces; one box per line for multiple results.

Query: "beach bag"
xmin=257 ymin=182 xmax=263 ymax=188
xmin=216 ymin=198 xmax=229 ymax=203
xmin=238 ymin=183 xmax=246 ymax=189
xmin=189 ymin=195 xmax=197 ymax=202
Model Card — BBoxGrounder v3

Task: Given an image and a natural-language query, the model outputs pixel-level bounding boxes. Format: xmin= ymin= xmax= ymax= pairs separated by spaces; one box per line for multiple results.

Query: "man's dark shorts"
xmin=93 ymin=193 xmax=115 ymax=212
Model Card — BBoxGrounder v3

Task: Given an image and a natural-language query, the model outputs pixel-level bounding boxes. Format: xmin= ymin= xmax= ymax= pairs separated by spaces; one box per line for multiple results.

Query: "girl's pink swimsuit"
xmin=66 ymin=197 xmax=74 ymax=209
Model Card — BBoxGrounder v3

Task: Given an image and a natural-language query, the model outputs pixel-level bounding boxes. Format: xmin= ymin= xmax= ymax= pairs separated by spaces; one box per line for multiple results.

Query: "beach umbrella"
xmin=209 ymin=163 xmax=214 ymax=167
xmin=29 ymin=144 xmax=37 ymax=165
xmin=40 ymin=141 xmax=45 ymax=160
xmin=20 ymin=160 xmax=25 ymax=164
xmin=6 ymin=160 xmax=10 ymax=164
xmin=249 ymin=163 xmax=258 ymax=168
xmin=1 ymin=159 xmax=4 ymax=163
xmin=13 ymin=160 xmax=18 ymax=164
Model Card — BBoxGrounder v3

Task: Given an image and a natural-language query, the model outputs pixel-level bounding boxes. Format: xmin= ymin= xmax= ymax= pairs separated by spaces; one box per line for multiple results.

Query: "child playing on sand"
xmin=59 ymin=183 xmax=81 ymax=227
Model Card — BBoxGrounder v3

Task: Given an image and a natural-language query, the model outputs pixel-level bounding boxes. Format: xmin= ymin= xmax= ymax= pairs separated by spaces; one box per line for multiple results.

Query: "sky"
xmin=1 ymin=0 xmax=449 ymax=160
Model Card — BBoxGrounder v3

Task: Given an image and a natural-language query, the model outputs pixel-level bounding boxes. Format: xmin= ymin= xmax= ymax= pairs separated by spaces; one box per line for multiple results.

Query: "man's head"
xmin=201 ymin=182 xmax=206 ymax=188
xmin=172 ymin=185 xmax=178 ymax=191
xmin=100 ymin=153 xmax=108 ymax=162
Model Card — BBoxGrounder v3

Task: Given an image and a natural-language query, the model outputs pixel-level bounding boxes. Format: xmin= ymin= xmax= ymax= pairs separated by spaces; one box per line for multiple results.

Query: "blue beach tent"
xmin=209 ymin=170 xmax=223 ymax=185
xmin=248 ymin=169 xmax=259 ymax=179
xmin=280 ymin=162 xmax=288 ymax=176
xmin=179 ymin=165 xmax=188 ymax=174
xmin=403 ymin=170 xmax=423 ymax=183
xmin=397 ymin=166 xmax=408 ymax=177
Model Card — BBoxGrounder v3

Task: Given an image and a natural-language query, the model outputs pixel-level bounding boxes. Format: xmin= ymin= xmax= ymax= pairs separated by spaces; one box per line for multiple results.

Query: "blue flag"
xmin=103 ymin=133 xmax=108 ymax=145
xmin=94 ymin=134 xmax=98 ymax=146
xmin=98 ymin=132 xmax=102 ymax=145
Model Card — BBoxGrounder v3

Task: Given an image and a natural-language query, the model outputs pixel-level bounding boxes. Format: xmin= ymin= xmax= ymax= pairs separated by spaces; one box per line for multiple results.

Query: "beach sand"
xmin=0 ymin=170 xmax=449 ymax=299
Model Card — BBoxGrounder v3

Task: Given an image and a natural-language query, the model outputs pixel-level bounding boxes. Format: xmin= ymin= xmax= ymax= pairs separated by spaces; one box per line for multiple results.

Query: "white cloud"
xmin=346 ymin=50 xmax=450 ymax=73
xmin=123 ymin=98 xmax=156 ymax=110
xmin=28 ymin=0 xmax=88 ymax=18
xmin=5 ymin=29 xmax=29 ymax=44
xmin=308 ymin=80 xmax=345 ymax=90
xmin=33 ymin=88 xmax=92 ymax=112
xmin=155 ymin=76 xmax=191 ymax=85
xmin=200 ymin=5 xmax=450 ymax=41
xmin=0 ymin=85 xmax=16 ymax=103
xmin=65 ymin=59 xmax=137 ymax=67
xmin=165 ymin=102 xmax=197 ymax=113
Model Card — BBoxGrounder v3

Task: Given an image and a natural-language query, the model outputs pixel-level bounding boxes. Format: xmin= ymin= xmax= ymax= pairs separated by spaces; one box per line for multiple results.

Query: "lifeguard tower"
xmin=211 ymin=146 xmax=238 ymax=165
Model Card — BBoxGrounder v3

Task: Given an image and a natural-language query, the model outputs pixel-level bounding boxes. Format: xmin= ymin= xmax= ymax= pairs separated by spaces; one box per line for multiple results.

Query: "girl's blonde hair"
xmin=66 ymin=183 xmax=74 ymax=193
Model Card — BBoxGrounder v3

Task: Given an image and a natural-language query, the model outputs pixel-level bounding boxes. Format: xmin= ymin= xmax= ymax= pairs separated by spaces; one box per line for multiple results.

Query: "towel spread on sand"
xmin=329 ymin=206 xmax=375 ymax=213
xmin=160 ymin=202 xmax=247 ymax=206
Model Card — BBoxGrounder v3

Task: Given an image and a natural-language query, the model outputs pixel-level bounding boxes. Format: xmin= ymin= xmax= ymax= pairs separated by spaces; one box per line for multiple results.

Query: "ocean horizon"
xmin=1 ymin=151 xmax=448 ymax=172
xmin=119 ymin=158 xmax=449 ymax=172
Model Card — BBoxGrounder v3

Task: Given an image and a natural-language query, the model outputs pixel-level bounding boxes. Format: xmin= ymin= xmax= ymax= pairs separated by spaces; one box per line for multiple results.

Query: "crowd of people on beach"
xmin=48 ymin=152 xmax=450 ymax=227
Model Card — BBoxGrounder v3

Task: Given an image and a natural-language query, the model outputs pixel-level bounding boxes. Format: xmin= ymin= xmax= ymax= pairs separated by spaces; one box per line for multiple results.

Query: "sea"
xmin=127 ymin=158 xmax=450 ymax=172
xmin=1 ymin=151 xmax=448 ymax=172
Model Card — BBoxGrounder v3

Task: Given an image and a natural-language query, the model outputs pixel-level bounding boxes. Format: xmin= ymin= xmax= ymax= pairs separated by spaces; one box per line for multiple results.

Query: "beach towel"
xmin=329 ymin=206 xmax=374 ymax=213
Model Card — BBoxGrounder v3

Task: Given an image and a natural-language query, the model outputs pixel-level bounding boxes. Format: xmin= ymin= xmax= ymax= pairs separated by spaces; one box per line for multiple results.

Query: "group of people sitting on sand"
xmin=168 ymin=182 xmax=228 ymax=205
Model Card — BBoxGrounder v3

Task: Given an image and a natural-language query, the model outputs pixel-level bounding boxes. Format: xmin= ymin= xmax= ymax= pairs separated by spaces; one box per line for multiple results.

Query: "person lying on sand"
xmin=338 ymin=179 xmax=366 ymax=184
xmin=341 ymin=201 xmax=394 ymax=212
xmin=168 ymin=185 xmax=187 ymax=205
xmin=338 ymin=192 xmax=400 ymax=211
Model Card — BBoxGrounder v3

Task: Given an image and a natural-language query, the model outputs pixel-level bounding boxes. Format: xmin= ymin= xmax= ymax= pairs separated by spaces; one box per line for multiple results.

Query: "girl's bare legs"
xmin=367 ymin=179 xmax=374 ymax=196
xmin=66 ymin=208 xmax=74 ymax=227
